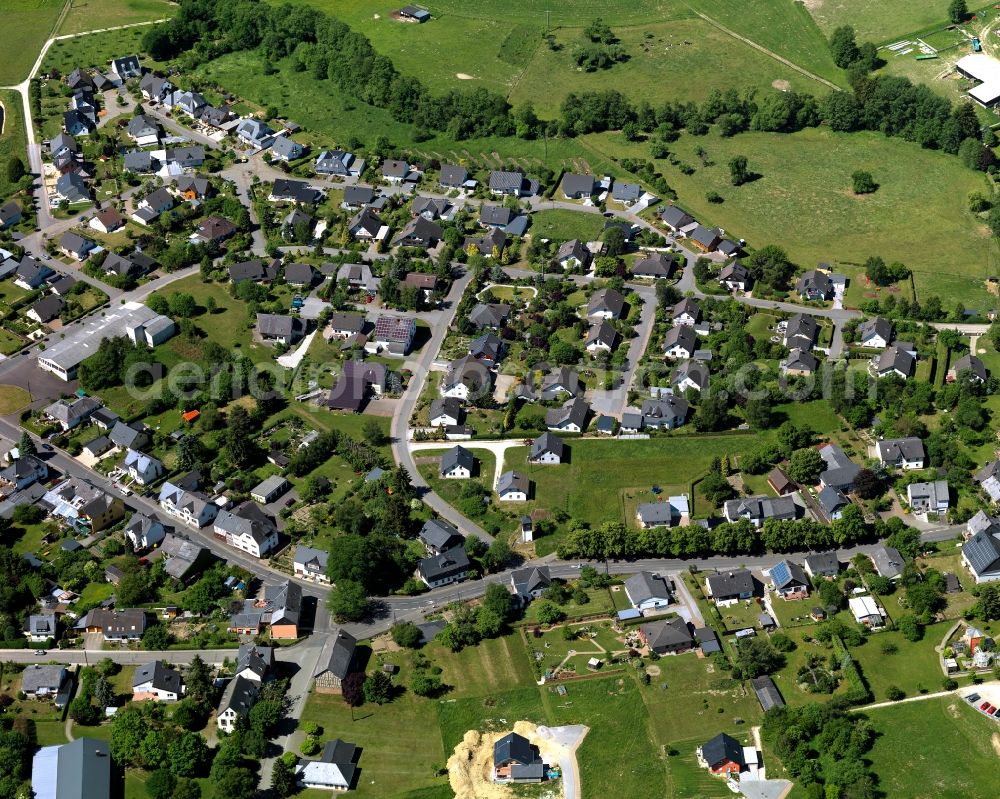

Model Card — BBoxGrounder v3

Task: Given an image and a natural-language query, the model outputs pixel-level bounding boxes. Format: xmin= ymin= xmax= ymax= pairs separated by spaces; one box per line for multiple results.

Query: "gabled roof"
xmin=701 ymin=733 xmax=745 ymax=769
xmin=494 ymin=732 xmax=541 ymax=767
xmin=672 ymin=297 xmax=701 ymax=321
xmin=545 ymin=396 xmax=590 ymax=429
xmin=313 ymin=628 xmax=357 ymax=680
xmin=964 ymin=530 xmax=1000 ymax=577
xmin=530 ymin=432 xmax=565 ymax=460
xmin=488 ymin=170 xmax=525 ymax=192
xmin=876 ymin=437 xmax=925 ymax=463
xmin=672 ymin=360 xmax=709 ymax=391
xmin=561 ymin=172 xmax=595 ymax=196
xmin=418 ymin=546 xmax=470 ymax=581
xmin=640 ymin=616 xmax=692 ymax=650
xmin=817 ymin=485 xmax=849 ymax=515
xmin=439 ymin=164 xmax=468 ymax=187
xmin=660 ymin=205 xmax=694 ymax=229
xmin=497 ymin=470 xmax=530 ymax=496
xmin=468 ymin=302 xmax=510 ymax=329
xmin=624 ymin=571 xmax=671 ymax=605
xmin=511 ymin=566 xmax=551 ymax=596
xmin=751 ymin=675 xmax=785 ymax=711
xmin=441 ymin=445 xmax=475 ymax=475
xmin=632 ymin=252 xmax=676 ymax=278
xmin=953 ymin=353 xmax=988 ymax=382
xmin=769 ymin=559 xmax=808 ymax=590
xmin=587 ymin=287 xmax=625 ymax=317
xmin=663 ymin=325 xmax=697 ymax=354
xmin=133 ymin=660 xmax=182 ymax=693
xmin=870 ymin=544 xmax=904 ymax=579
xmin=858 ymin=316 xmax=893 ymax=344
xmin=706 ymin=569 xmax=754 ymax=597
xmin=419 ymin=519 xmax=463 ymax=552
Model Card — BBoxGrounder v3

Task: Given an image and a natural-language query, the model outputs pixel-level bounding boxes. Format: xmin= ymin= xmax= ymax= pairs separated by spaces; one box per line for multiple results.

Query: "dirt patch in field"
xmin=947 ymin=702 xmax=961 ymax=719
xmin=456 ymin=73 xmax=476 ymax=80
xmin=992 ymin=732 xmax=1000 ymax=757
xmin=772 ymin=79 xmax=791 ymax=91
xmin=646 ymin=665 xmax=661 ymax=677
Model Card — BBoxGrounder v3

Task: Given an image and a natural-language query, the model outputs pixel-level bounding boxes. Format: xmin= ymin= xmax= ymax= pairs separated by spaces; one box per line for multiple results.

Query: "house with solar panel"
xmin=767 ymin=560 xmax=809 ymax=599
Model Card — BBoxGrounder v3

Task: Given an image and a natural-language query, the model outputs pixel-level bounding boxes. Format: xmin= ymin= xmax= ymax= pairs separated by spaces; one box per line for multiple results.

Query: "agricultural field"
xmin=865 ymin=696 xmax=1000 ymax=798
xmin=41 ymin=24 xmax=156 ymax=76
xmin=804 ymin=0 xmax=967 ymax=42
xmin=0 ymin=90 xmax=29 ymax=199
xmin=57 ymin=0 xmax=175 ymax=36
xmin=0 ymin=0 xmax=64 ymax=84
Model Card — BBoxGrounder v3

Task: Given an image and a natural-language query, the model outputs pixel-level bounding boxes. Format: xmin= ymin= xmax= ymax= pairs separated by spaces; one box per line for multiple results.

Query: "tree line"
xmin=146 ymin=1 xmax=988 ymax=167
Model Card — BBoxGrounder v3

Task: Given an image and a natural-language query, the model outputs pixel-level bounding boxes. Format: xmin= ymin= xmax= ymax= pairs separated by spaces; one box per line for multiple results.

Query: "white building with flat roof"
xmin=956 ymin=54 xmax=1000 ymax=107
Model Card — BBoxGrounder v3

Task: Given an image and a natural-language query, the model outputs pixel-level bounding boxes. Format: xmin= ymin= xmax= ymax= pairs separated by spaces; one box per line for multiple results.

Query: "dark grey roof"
xmin=640 ymin=616 xmax=692 ymax=650
xmin=707 ymin=569 xmax=754 ymax=598
xmin=342 ymin=185 xmax=375 ymax=206
xmin=497 ymin=470 xmax=530 ymax=496
xmin=38 ymin=737 xmax=111 ymax=799
xmin=439 ymin=164 xmax=468 ymax=187
xmin=954 ymin=353 xmax=988 ymax=382
xmin=964 ymin=531 xmax=1000 ymax=577
xmin=132 ymin=660 xmax=182 ymax=694
xmin=441 ymin=445 xmax=475 ymax=475
xmin=418 ymin=546 xmax=470 ymax=581
xmin=494 ymin=732 xmax=541 ymax=767
xmin=284 ymin=262 xmax=318 ymax=286
xmin=271 ymin=178 xmax=321 ymax=204
xmin=624 ymin=571 xmax=671 ymax=605
xmin=769 ymin=559 xmax=808 ymax=590
xmin=877 ymin=437 xmax=925 ymax=463
xmin=419 ymin=519 xmax=463 ymax=552
xmin=803 ymin=551 xmax=839 ymax=576
xmin=817 ymin=485 xmax=849 ymax=515
xmin=632 ymin=252 xmax=675 ymax=278
xmin=663 ymin=325 xmax=697 ymax=355
xmin=701 ymin=733 xmax=745 ymax=770
xmin=468 ymin=302 xmax=510 ymax=329
xmin=561 ymin=172 xmax=595 ymax=196
xmin=858 ymin=316 xmax=893 ymax=345
xmin=588 ymin=288 xmax=625 ymax=317
xmin=611 ymin=181 xmax=642 ymax=201
xmin=429 ymin=397 xmax=463 ymax=423
xmin=871 ymin=545 xmax=904 ymax=579
xmin=313 ymin=628 xmax=357 ymax=680
xmin=877 ymin=345 xmax=915 ymax=377
xmin=488 ymin=170 xmax=525 ymax=192
xmin=640 ymin=396 xmax=688 ymax=427
xmin=689 ymin=225 xmax=721 ymax=249
xmin=660 ymin=205 xmax=694 ymax=229
xmin=545 ymin=396 xmax=590 ymax=429
xmin=751 ymin=675 xmax=785 ymax=711
xmin=511 ymin=566 xmax=551 ymax=597
xmin=782 ymin=348 xmax=818 ymax=373
xmin=256 ymin=313 xmax=304 ymax=340
xmin=219 ymin=675 xmax=258 ymax=719
xmin=480 ymin=205 xmax=514 ymax=227
xmin=694 ymin=626 xmax=721 ymax=653
xmin=672 ymin=360 xmax=709 ymax=391
xmin=31 ymin=296 xmax=65 ymax=322
xmin=530 ymin=432 xmax=565 ymax=460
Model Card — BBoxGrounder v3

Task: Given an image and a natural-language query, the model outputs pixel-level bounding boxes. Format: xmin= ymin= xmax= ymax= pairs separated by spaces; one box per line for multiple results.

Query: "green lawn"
xmin=847 ymin=621 xmax=952 ymax=700
xmin=0 ymin=89 xmax=30 ymax=200
xmin=501 ymin=434 xmax=763 ymax=550
xmin=436 ymin=685 xmax=550 ymax=753
xmin=58 ymin=0 xmax=175 ymax=35
xmin=0 ymin=1 xmax=63 ymax=84
xmin=41 ymin=25 xmax=157 ymax=75
xmin=805 ymin=0 xmax=985 ymax=42
xmin=865 ymin=695 xmax=1000 ymax=798
xmin=623 ymin=127 xmax=996 ymax=308
xmin=529 ymin=209 xmax=604 ymax=243
xmin=424 ymin=632 xmax=535 ymax=698
xmin=665 ymin=736 xmax=747 ymax=798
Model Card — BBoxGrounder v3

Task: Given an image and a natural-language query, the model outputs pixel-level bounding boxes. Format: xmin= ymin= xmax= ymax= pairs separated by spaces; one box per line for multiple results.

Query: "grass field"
xmin=530 ymin=209 xmax=605 ymax=242
xmin=58 ymin=0 xmax=175 ymax=35
xmin=0 ymin=385 xmax=31 ymax=414
xmin=617 ymin=127 xmax=997 ymax=308
xmin=41 ymin=24 xmax=152 ymax=76
xmin=805 ymin=0 xmax=963 ymax=42
xmin=501 ymin=434 xmax=762 ymax=536
xmin=865 ymin=695 xmax=1000 ymax=798
xmin=0 ymin=0 xmax=64 ymax=84
xmin=508 ymin=19 xmax=829 ymax=116
xmin=0 ymin=90 xmax=29 ymax=199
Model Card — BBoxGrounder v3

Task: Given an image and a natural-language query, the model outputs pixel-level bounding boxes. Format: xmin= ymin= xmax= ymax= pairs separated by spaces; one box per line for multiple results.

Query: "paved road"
xmin=389 ymin=267 xmax=495 ymax=543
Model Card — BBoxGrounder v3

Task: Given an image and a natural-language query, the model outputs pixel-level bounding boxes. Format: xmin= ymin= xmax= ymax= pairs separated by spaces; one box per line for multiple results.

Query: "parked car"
xmin=33 ymin=649 xmax=46 ymax=656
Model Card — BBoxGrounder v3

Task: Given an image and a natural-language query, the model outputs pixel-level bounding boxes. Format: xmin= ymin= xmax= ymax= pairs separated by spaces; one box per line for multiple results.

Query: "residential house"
xmin=469 ymin=332 xmax=503 ymax=366
xmin=157 ymin=533 xmax=210 ymax=582
xmin=660 ymin=205 xmax=695 ymax=232
xmin=636 ymin=496 xmax=688 ymax=528
xmin=158 ymin=482 xmax=219 ymax=527
xmin=539 ymin=366 xmax=580 ymax=400
xmin=21 ymin=665 xmax=67 ymax=699
xmin=293 ymin=545 xmax=329 ymax=584
xmin=672 ymin=298 xmax=701 ymax=327
xmin=43 ymin=477 xmax=124 ymax=532
xmin=59 ymin=231 xmax=96 ymax=261
xmin=0 ymin=455 xmax=48 ymax=492
xmin=439 ymin=164 xmax=469 ymax=190
xmin=315 ymin=149 xmax=363 ymax=177
xmin=347 ymin=208 xmax=386 ymax=241
xmin=723 ymin=495 xmax=797 ymax=528
xmin=719 ymin=261 xmax=752 ymax=291
xmin=164 ymin=146 xmax=204 ymax=170
xmin=663 ymin=325 xmax=698 ymax=359
xmin=341 ymin=185 xmax=375 ymax=209
xmin=327 ymin=360 xmax=387 ymax=413
xmin=125 ymin=313 xmax=175 ymax=348
xmin=0 ymin=200 xmax=22 ymax=229
xmin=585 ymin=320 xmax=619 ymax=353
xmin=497 ymin=470 xmax=530 ymax=501
xmin=440 ymin=445 xmax=475 ymax=479
xmin=688 ymin=225 xmax=721 ymax=252
xmin=509 ymin=566 xmax=551 ymax=604
xmin=611 ymin=181 xmax=642 ymax=206
xmin=111 ymin=54 xmax=142 ymax=80
xmin=199 ymin=104 xmax=231 ymax=128
xmin=545 ymin=396 xmax=589 ymax=433
xmin=25 ymin=614 xmax=57 ymax=643
xmin=464 ymin=226 xmax=507 ymax=258
xmin=123 ymin=449 xmax=164 ymax=486
xmin=624 ymin=571 xmax=672 ymax=612
xmin=217 ymin=675 xmax=259 ymax=731
xmin=325 ymin=312 xmax=365 ymax=340
xmin=672 ymin=360 xmax=709 ymax=393
xmin=633 ymin=252 xmax=676 ymax=279
xmin=269 ymin=178 xmax=322 ymax=205
xmin=556 ymin=239 xmax=591 ymax=271
xmin=190 ymin=215 xmax=237 ymax=245
xmin=875 ymin=342 xmax=916 ymax=379
xmin=952 ymin=353 xmax=988 ymax=384
xmin=640 ymin=396 xmax=688 ymax=429
xmin=296 ymin=739 xmax=359 ymax=791
xmin=817 ymin=485 xmax=850 ymax=520
xmin=126 ymin=114 xmax=159 ymax=145
xmin=89 ymin=206 xmax=124 ymax=234
xmin=256 ymin=313 xmax=305 ymax=346
xmin=55 ymin=173 xmax=89 ymax=203
xmin=858 ymin=317 xmax=893 ymax=349
xmin=803 ymin=552 xmax=840 ymax=580
xmin=528 ymin=432 xmax=565 ymax=465
xmin=488 ymin=170 xmax=530 ymax=196
xmin=174 ymin=175 xmax=211 ymax=200
xmin=312 ymin=628 xmax=358 ymax=693
xmin=63 ymin=110 xmax=94 ymax=137
xmin=373 ymin=315 xmax=417 ymax=354
xmin=411 ymin=196 xmax=449 ymax=220
xmin=392 ymin=216 xmax=443 ymax=248
xmin=781 ymin=348 xmax=818 ymax=377
xmin=124 ymin=513 xmax=165 ymax=551
xmin=493 ymin=733 xmax=545 ymax=783
xmin=235 ymin=643 xmax=275 ymax=683
xmin=783 ymin=314 xmax=818 ymax=350
xmin=768 ymin=560 xmax=809 ymax=599
xmin=229 ymin=258 xmax=279 ymax=283
xmin=849 ymin=595 xmax=885 ymax=627
xmin=818 ymin=444 xmax=860 ymax=492
xmin=284 ymin=262 xmax=318 ymax=288
xmin=698 ymin=734 xmax=745 ymax=775
xmin=381 ymin=159 xmax=415 ymax=184
xmin=417 ymin=546 xmax=470 ymax=588
xmin=795 ymin=269 xmax=834 ymax=301
xmin=640 ymin=617 xmax=694 ymax=654
xmin=140 ymin=73 xmax=173 ymax=102
xmin=468 ymin=302 xmax=510 ymax=330
xmin=235 ymin=118 xmax=275 ymax=149
xmin=870 ymin=544 xmax=905 ymax=580
xmin=875 ymin=437 xmax=925 ymax=470
xmin=75 ymin=608 xmax=147 ymax=640
xmin=587 ymin=288 xmax=625 ymax=319
xmin=109 ymin=421 xmax=151 ymax=451
xmin=271 ymin=135 xmax=304 ymax=162
xmin=419 ymin=519 xmax=464 ymax=555
xmin=561 ymin=172 xmax=595 ymax=199
xmin=907 ymin=479 xmax=950 ymax=514
xmin=429 ymin=397 xmax=463 ymax=428
xmin=705 ymin=570 xmax=755 ymax=604
xmin=45 ymin=397 xmax=100 ymax=431
xmin=962 ymin=528 xmax=1000 ymax=583
xmin=132 ymin=661 xmax=183 ymax=701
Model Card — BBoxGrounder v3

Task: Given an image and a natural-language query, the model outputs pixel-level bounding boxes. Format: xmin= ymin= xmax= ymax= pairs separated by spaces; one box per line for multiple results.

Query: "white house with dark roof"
xmin=417 ymin=546 xmax=470 ymax=588
xmin=293 ymin=545 xmax=330 ymax=584
xmin=132 ymin=660 xmax=183 ymax=701
xmin=528 ymin=432 xmax=565 ymax=464
xmin=875 ymin=437 xmax=925 ymax=470
xmin=440 ymin=445 xmax=475 ymax=479
xmin=624 ymin=571 xmax=672 ymax=611
xmin=497 ymin=470 xmax=530 ymax=501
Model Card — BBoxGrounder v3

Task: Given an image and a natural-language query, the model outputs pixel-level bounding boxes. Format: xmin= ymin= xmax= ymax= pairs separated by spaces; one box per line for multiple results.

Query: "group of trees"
xmin=555 ymin=512 xmax=873 ymax=561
